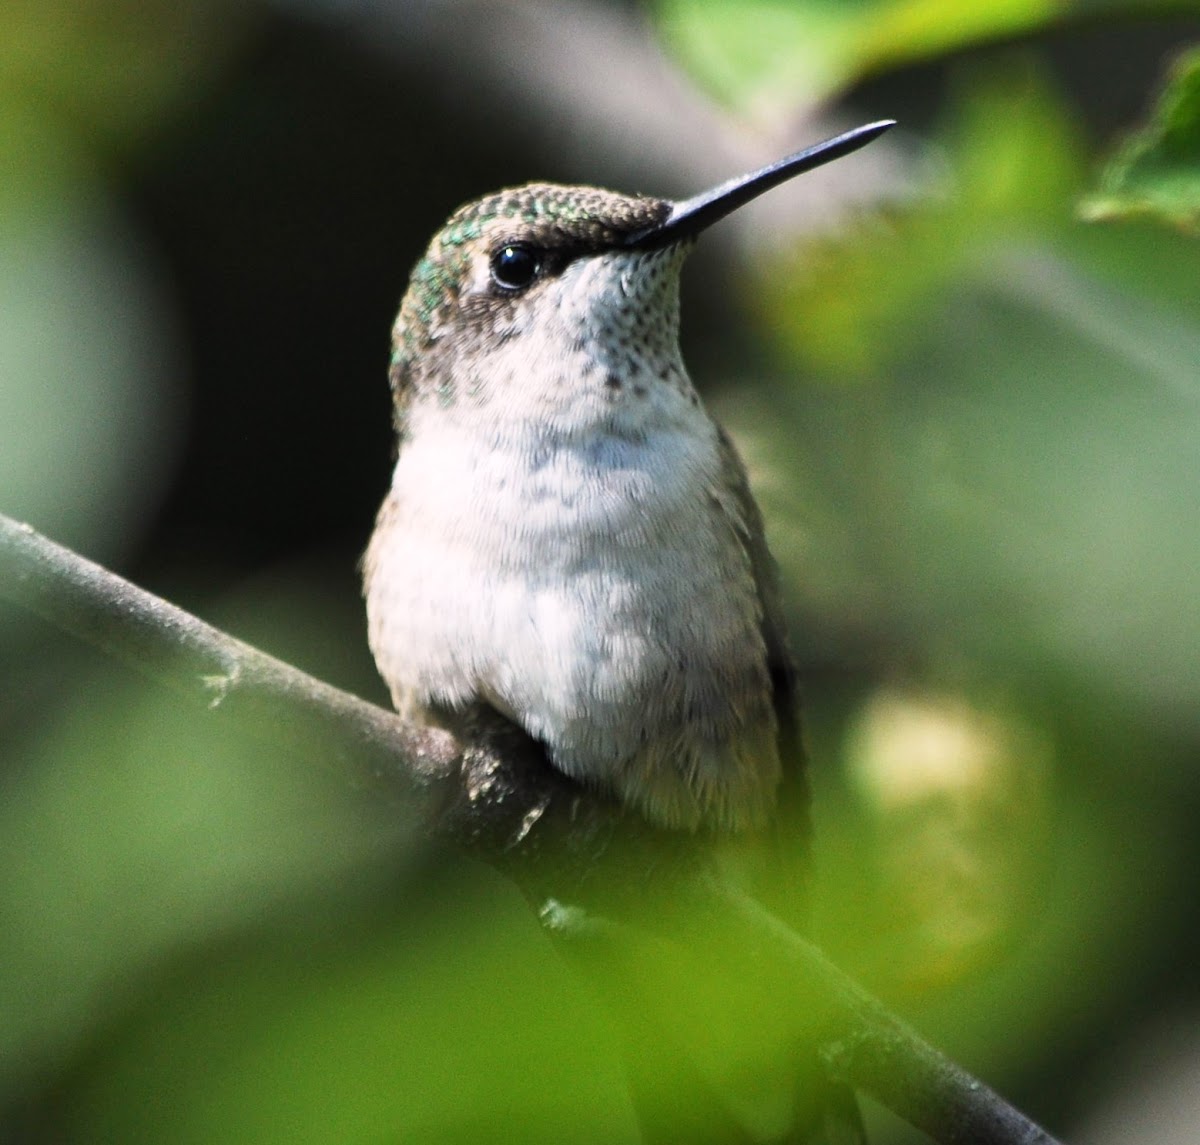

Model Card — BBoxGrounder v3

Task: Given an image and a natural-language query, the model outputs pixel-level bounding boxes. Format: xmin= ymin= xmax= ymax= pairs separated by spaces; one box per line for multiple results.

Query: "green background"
xmin=2 ymin=1 xmax=1200 ymax=1140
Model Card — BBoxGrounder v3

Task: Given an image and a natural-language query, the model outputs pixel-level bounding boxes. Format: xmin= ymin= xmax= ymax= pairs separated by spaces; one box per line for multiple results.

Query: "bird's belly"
xmin=365 ymin=429 xmax=779 ymax=828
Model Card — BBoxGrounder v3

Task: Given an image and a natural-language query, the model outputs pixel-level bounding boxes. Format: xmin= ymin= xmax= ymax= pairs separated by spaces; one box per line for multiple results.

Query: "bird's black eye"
xmin=490 ymin=243 xmax=541 ymax=291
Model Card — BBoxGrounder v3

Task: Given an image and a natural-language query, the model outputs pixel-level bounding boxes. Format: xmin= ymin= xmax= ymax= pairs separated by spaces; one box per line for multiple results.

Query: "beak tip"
xmin=623 ymin=117 xmax=897 ymax=250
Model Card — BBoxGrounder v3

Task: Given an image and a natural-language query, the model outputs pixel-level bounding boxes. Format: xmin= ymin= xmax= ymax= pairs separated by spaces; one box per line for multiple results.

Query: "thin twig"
xmin=0 ymin=514 xmax=461 ymax=803
xmin=0 ymin=512 xmax=1064 ymax=1145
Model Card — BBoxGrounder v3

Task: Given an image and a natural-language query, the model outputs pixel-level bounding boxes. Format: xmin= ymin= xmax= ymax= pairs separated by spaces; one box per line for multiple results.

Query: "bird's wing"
xmin=713 ymin=424 xmax=811 ymax=921
xmin=714 ymin=428 xmax=864 ymax=1142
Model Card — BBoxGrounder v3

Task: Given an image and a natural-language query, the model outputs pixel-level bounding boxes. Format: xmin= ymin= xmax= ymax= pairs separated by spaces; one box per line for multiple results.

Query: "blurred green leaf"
xmin=652 ymin=0 xmax=1171 ymax=115
xmin=758 ymin=68 xmax=1084 ymax=379
xmin=717 ymin=68 xmax=1200 ymax=735
xmin=0 ymin=0 xmax=257 ymax=148
xmin=0 ymin=579 xmax=644 ymax=1142
xmin=0 ymin=0 xmax=256 ymax=563
xmin=61 ymin=867 xmax=637 ymax=1145
xmin=831 ymin=688 xmax=1054 ymax=993
xmin=1081 ymin=45 xmax=1200 ymax=232
xmin=0 ymin=669 xmax=406 ymax=1106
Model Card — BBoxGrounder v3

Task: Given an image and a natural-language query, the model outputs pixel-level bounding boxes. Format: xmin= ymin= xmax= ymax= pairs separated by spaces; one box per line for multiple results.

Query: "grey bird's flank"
xmin=364 ymin=121 xmax=894 ymax=833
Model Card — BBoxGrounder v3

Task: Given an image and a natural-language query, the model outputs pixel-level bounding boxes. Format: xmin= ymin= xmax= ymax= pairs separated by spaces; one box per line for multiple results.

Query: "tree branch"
xmin=0 ymin=513 xmax=1063 ymax=1145
xmin=0 ymin=515 xmax=461 ymax=807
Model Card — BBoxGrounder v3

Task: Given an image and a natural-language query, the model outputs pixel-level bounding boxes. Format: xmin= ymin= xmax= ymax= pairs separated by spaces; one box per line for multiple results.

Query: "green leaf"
xmin=652 ymin=0 xmax=1154 ymax=116
xmin=1081 ymin=45 xmax=1200 ymax=233
xmin=0 ymin=1 xmax=257 ymax=147
xmin=714 ymin=67 xmax=1200 ymax=729
xmin=755 ymin=68 xmax=1085 ymax=379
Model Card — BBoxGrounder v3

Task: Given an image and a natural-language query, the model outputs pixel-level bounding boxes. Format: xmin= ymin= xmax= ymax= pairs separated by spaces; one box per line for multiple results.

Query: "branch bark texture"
xmin=0 ymin=513 xmax=1064 ymax=1145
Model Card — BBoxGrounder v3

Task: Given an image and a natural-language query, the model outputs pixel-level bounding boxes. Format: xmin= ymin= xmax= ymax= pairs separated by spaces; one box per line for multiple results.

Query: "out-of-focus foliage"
xmin=760 ymin=70 xmax=1085 ymax=377
xmin=0 ymin=0 xmax=256 ymax=562
xmin=1082 ymin=45 xmax=1200 ymax=231
xmin=652 ymin=0 xmax=1180 ymax=117
xmin=0 ymin=596 xmax=638 ymax=1144
xmin=839 ymin=688 xmax=1053 ymax=991
xmin=709 ymin=53 xmax=1200 ymax=1105
xmin=0 ymin=669 xmax=396 ymax=1109
xmin=736 ymin=67 xmax=1200 ymax=726
xmin=0 ymin=0 xmax=256 ymax=146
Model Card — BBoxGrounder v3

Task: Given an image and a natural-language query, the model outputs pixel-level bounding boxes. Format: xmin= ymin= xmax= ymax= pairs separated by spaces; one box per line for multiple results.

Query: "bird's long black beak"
xmin=622 ymin=119 xmax=896 ymax=250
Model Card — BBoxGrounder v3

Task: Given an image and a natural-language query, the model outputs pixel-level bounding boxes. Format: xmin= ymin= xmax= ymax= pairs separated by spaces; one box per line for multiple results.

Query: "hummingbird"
xmin=364 ymin=121 xmax=894 ymax=837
